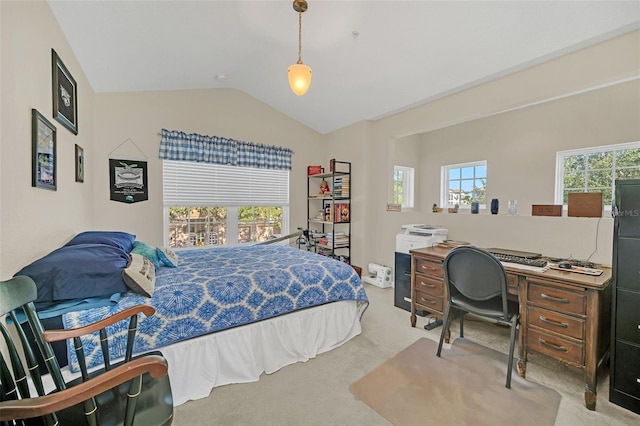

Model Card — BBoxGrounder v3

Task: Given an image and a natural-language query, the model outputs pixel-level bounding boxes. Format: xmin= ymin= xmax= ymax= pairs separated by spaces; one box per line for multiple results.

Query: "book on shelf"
xmin=334 ymin=203 xmax=350 ymax=222
xmin=307 ymin=165 xmax=323 ymax=176
xmin=325 ymin=233 xmax=349 ymax=245
xmin=325 ymin=231 xmax=346 ymax=237
xmin=318 ymin=242 xmax=349 ymax=249
xmin=323 ymin=201 xmax=333 ymax=221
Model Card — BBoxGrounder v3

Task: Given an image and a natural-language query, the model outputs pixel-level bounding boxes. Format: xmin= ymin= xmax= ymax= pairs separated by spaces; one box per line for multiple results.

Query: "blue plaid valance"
xmin=159 ymin=129 xmax=292 ymax=171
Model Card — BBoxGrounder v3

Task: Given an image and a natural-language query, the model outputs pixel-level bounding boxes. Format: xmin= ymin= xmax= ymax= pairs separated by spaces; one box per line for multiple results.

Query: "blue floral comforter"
xmin=62 ymin=244 xmax=368 ymax=373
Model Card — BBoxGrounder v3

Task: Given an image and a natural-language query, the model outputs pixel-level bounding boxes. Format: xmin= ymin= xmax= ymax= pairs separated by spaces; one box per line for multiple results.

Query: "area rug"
xmin=349 ymin=337 xmax=561 ymax=426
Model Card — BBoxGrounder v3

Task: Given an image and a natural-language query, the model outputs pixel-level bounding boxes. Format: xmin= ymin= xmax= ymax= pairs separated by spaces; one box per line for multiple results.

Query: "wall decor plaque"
xmin=109 ymin=158 xmax=148 ymax=203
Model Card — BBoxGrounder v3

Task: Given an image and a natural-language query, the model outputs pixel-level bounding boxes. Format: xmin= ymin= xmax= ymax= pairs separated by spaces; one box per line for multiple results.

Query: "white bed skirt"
xmin=162 ymin=300 xmax=363 ymax=406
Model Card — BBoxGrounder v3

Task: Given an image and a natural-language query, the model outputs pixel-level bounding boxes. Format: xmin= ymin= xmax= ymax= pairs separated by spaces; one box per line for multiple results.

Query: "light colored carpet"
xmin=172 ymin=285 xmax=640 ymax=425
xmin=349 ymin=337 xmax=561 ymax=426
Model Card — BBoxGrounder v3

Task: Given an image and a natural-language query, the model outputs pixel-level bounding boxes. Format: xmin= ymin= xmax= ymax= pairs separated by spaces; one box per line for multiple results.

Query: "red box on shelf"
xmin=307 ymin=165 xmax=323 ymax=176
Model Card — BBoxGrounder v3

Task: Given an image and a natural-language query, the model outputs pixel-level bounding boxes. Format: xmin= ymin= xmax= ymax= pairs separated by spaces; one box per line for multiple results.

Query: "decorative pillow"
xmin=65 ymin=231 xmax=136 ymax=253
xmin=122 ymin=254 xmax=156 ymax=297
xmin=14 ymin=244 xmax=130 ymax=306
xmin=156 ymin=246 xmax=178 ymax=268
xmin=131 ymin=241 xmax=161 ymax=270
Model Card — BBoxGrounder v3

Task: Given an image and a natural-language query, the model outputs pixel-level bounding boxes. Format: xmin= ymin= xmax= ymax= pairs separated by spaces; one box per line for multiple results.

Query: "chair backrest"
xmin=0 ymin=276 xmax=50 ymax=404
xmin=0 ymin=275 xmax=173 ymax=425
xmin=443 ymin=246 xmax=510 ymax=313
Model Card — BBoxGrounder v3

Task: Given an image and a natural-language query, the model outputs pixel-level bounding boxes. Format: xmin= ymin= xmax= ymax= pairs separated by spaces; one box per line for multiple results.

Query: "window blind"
xmin=163 ymin=160 xmax=289 ymax=207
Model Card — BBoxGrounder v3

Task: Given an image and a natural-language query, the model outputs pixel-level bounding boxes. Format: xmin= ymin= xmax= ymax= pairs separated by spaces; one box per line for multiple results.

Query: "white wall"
xmin=0 ymin=0 xmax=95 ymax=278
xmin=1 ymin=0 xmax=638 ymax=277
xmin=92 ymin=89 xmax=324 ymax=247
xmin=327 ymin=30 xmax=640 ymax=269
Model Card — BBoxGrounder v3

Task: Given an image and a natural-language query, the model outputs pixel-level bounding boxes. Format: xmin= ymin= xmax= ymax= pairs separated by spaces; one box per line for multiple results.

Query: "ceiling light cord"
xmin=297 ymin=10 xmax=303 ymax=64
xmin=288 ymin=0 xmax=312 ymax=96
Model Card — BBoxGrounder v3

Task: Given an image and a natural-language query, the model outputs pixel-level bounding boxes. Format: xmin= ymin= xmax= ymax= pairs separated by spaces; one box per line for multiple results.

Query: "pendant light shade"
xmin=288 ymin=62 xmax=312 ymax=96
xmin=288 ymin=0 xmax=312 ymax=96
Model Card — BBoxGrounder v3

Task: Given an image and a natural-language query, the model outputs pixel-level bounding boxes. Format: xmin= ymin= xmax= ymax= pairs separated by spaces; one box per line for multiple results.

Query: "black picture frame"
xmin=32 ymin=109 xmax=57 ymax=191
xmin=75 ymin=144 xmax=84 ymax=183
xmin=109 ymin=158 xmax=148 ymax=203
xmin=51 ymin=49 xmax=78 ymax=135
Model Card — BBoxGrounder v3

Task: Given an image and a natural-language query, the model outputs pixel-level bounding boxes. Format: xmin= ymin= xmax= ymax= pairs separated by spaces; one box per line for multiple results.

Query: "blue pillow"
xmin=65 ymin=231 xmax=136 ymax=253
xmin=14 ymin=243 xmax=130 ymax=305
xmin=131 ymin=241 xmax=161 ymax=270
xmin=156 ymin=246 xmax=178 ymax=268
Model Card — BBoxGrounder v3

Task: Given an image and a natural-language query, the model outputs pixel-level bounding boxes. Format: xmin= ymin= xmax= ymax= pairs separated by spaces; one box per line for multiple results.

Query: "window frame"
xmin=555 ymin=141 xmax=640 ymax=211
xmin=441 ymin=160 xmax=487 ymax=210
xmin=393 ymin=165 xmax=415 ymax=209
xmin=162 ymin=160 xmax=290 ymax=248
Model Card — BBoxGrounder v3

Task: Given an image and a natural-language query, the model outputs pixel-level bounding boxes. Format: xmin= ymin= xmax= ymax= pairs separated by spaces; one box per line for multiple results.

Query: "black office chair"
xmin=436 ymin=246 xmax=520 ymax=388
xmin=0 ymin=275 xmax=173 ymax=425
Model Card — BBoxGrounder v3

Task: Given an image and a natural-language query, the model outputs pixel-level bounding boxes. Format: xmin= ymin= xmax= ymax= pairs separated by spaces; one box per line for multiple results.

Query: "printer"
xmin=396 ymin=224 xmax=448 ymax=254
xmin=395 ymin=224 xmax=448 ymax=313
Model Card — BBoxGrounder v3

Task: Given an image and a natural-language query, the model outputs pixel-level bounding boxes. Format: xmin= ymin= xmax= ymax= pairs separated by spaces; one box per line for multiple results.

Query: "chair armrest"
xmin=0 ymin=354 xmax=168 ymax=421
xmin=42 ymin=305 xmax=155 ymax=343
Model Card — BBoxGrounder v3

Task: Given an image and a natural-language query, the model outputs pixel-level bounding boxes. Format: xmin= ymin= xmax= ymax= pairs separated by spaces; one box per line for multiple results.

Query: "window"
xmin=163 ymin=160 xmax=289 ymax=248
xmin=393 ymin=166 xmax=414 ymax=209
xmin=555 ymin=142 xmax=640 ymax=208
xmin=441 ymin=161 xmax=487 ymax=208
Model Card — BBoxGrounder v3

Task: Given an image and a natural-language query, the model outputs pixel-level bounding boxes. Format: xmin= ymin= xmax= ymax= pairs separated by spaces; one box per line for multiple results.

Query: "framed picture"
xmin=51 ymin=49 xmax=78 ymax=135
xmin=75 ymin=144 xmax=84 ymax=182
xmin=32 ymin=109 xmax=57 ymax=191
xmin=109 ymin=158 xmax=148 ymax=203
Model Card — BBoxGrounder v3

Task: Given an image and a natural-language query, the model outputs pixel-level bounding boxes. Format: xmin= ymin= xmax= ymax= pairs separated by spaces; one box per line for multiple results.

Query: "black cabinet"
xmin=394 ymin=252 xmax=425 ymax=316
xmin=394 ymin=252 xmax=411 ymax=311
xmin=610 ymin=179 xmax=640 ymax=414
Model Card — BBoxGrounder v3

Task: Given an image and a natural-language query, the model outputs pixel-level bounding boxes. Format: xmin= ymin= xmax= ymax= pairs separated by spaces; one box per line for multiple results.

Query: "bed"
xmin=13 ymin=232 xmax=369 ymax=406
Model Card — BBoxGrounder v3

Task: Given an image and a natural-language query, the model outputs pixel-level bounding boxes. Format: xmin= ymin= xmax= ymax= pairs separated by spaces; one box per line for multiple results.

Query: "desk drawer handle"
xmin=420 ymin=297 xmax=436 ymax=305
xmin=539 ymin=316 xmax=569 ymax=328
xmin=540 ymin=293 xmax=569 ymax=304
xmin=421 ymin=265 xmax=438 ymax=272
xmin=538 ymin=338 xmax=568 ymax=352
xmin=420 ymin=281 xmax=436 ymax=289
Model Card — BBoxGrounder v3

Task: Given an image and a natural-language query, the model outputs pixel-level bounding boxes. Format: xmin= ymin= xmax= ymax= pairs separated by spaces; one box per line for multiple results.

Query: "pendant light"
xmin=288 ymin=0 xmax=312 ymax=96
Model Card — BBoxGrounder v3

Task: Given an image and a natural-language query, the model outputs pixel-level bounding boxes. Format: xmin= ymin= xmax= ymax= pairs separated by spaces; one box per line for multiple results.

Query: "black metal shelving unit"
xmin=306 ymin=160 xmax=351 ymax=263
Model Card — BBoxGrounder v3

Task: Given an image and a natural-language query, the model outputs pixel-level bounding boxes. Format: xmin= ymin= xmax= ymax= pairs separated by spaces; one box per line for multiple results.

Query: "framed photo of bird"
xmin=51 ymin=49 xmax=78 ymax=135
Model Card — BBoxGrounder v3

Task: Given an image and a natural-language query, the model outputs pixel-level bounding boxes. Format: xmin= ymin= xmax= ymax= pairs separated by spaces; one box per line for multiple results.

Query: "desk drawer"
xmin=528 ymin=282 xmax=586 ymax=316
xmin=414 ymin=291 xmax=443 ymax=313
xmin=414 ymin=274 xmax=443 ymax=297
xmin=527 ymin=328 xmax=583 ymax=366
xmin=415 ymin=258 xmax=443 ymax=278
xmin=528 ymin=306 xmax=584 ymax=340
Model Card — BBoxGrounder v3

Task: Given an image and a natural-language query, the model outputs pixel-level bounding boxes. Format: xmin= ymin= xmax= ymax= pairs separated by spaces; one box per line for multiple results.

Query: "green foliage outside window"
xmin=168 ymin=206 xmax=282 ymax=248
xmin=393 ymin=169 xmax=405 ymax=205
xmin=562 ymin=147 xmax=640 ymax=205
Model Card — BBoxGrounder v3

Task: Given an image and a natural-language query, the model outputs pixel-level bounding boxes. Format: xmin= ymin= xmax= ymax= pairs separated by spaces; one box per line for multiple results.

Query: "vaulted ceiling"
xmin=47 ymin=1 xmax=640 ymax=134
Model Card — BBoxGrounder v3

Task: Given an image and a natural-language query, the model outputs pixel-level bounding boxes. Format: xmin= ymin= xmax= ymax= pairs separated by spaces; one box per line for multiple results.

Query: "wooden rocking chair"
xmin=0 ymin=275 xmax=173 ymax=425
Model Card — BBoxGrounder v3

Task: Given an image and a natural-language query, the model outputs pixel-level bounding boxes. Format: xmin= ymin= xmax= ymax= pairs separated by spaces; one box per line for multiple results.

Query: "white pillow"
xmin=123 ymin=253 xmax=156 ymax=297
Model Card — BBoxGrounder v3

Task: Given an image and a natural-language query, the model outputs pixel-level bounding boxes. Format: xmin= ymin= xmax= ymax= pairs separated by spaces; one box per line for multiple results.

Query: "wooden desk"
xmin=409 ymin=246 xmax=612 ymax=411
